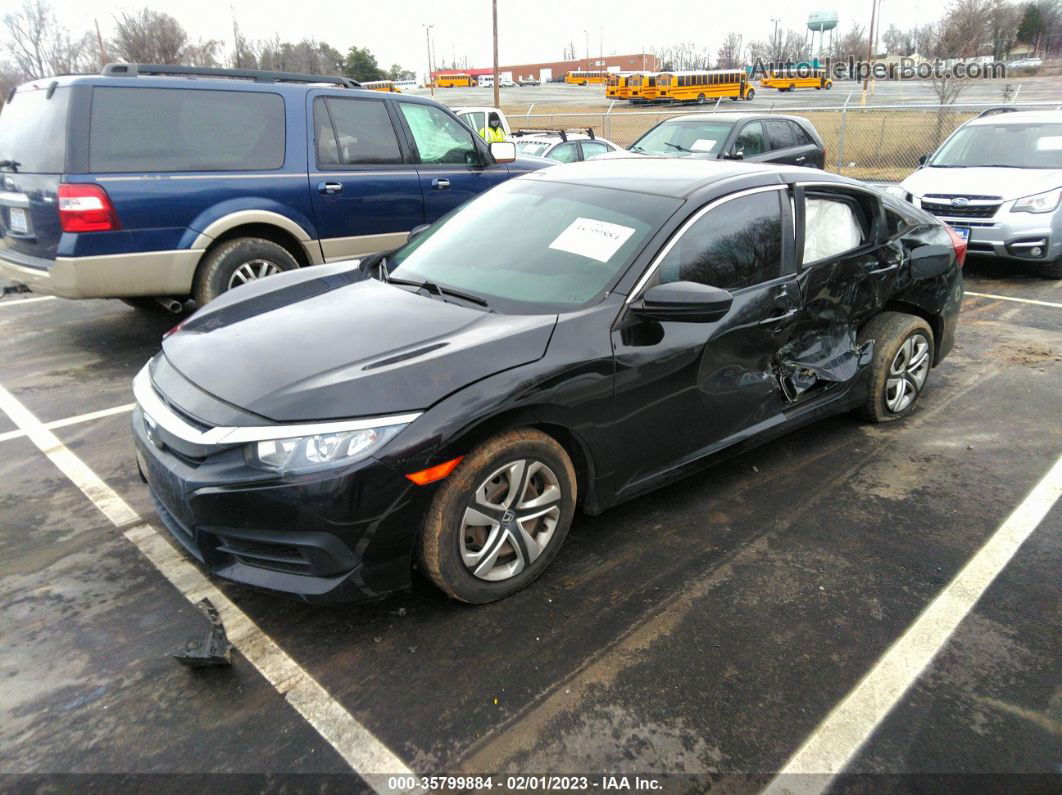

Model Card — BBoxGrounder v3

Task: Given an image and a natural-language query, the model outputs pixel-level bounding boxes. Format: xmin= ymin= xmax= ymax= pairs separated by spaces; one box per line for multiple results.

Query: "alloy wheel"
xmin=228 ymin=259 xmax=283 ymax=289
xmin=460 ymin=459 xmax=562 ymax=582
xmin=885 ymin=332 xmax=930 ymax=413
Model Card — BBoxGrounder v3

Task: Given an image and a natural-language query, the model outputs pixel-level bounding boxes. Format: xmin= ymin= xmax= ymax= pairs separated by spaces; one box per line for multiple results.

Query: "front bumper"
xmin=917 ymin=204 xmax=1061 ymax=264
xmin=132 ymin=405 xmax=430 ymax=603
xmin=0 ymin=245 xmax=200 ymax=298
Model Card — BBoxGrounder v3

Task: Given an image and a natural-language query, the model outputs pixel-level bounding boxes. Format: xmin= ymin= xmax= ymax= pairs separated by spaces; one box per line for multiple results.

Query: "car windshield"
xmin=515 ymin=141 xmax=552 ymax=157
xmin=0 ymin=85 xmax=71 ymax=173
xmin=630 ymin=120 xmax=734 ymax=157
xmin=388 ymin=179 xmax=682 ymax=313
xmin=930 ymin=122 xmax=1062 ymax=168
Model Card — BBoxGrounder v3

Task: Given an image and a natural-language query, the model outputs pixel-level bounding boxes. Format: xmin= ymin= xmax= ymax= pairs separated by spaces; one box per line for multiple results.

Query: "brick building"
xmin=433 ymin=53 xmax=659 ymax=83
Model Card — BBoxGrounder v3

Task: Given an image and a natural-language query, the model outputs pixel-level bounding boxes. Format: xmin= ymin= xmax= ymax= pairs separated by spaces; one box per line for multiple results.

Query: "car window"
xmin=389 ymin=179 xmax=682 ymax=311
xmin=515 ymin=140 xmax=552 ymax=157
xmin=657 ymin=190 xmax=786 ymax=290
xmin=930 ymin=122 xmax=1062 ymax=168
xmin=581 ymin=141 xmax=611 ymax=159
xmin=549 ymin=142 xmax=581 ymax=163
xmin=463 ymin=111 xmax=486 ymax=133
xmin=789 ymin=122 xmax=814 ymax=146
xmin=0 ymin=85 xmax=70 ymax=173
xmin=400 ymin=103 xmax=478 ymax=165
xmin=315 ymin=98 xmax=401 ymax=166
xmin=735 ymin=122 xmax=767 ymax=156
xmin=764 ymin=119 xmax=796 ymax=150
xmin=630 ymin=120 xmax=734 ymax=157
xmin=88 ymin=87 xmax=284 ymax=172
xmin=804 ymin=196 xmax=866 ymax=263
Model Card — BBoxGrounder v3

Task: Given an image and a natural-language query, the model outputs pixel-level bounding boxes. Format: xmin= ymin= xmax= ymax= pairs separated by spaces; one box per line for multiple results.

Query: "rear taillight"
xmin=57 ymin=184 xmax=119 ymax=233
xmin=944 ymin=224 xmax=967 ymax=269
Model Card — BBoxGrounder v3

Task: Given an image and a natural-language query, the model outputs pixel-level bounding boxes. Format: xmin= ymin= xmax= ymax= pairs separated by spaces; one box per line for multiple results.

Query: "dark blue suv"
xmin=0 ymin=64 xmax=548 ymax=306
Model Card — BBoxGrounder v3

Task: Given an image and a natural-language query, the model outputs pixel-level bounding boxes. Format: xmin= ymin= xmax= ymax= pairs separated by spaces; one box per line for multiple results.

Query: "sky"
xmin=2 ymin=0 xmax=936 ymax=77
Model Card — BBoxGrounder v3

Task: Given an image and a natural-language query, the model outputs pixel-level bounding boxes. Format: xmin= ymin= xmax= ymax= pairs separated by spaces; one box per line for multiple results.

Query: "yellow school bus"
xmin=361 ymin=80 xmax=401 ymax=93
xmin=654 ymin=70 xmax=755 ymax=103
xmin=760 ymin=69 xmax=833 ymax=91
xmin=435 ymin=73 xmax=474 ymax=88
xmin=605 ymin=73 xmax=626 ymax=98
xmin=625 ymin=72 xmax=661 ymax=102
xmin=565 ymin=70 xmax=609 ymax=86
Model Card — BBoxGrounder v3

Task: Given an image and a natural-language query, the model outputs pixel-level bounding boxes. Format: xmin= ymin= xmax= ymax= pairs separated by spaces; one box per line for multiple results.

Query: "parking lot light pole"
xmin=492 ymin=0 xmax=499 ymax=109
xmin=424 ymin=24 xmax=435 ymax=96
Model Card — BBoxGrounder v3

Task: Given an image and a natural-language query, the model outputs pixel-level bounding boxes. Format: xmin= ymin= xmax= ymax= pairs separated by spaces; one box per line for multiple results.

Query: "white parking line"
xmin=0 ymin=295 xmax=57 ymax=308
xmin=0 ymin=381 xmax=416 ymax=789
xmin=763 ymin=452 xmax=1062 ymax=795
xmin=0 ymin=403 xmax=135 ymax=443
xmin=965 ymin=291 xmax=1062 ymax=310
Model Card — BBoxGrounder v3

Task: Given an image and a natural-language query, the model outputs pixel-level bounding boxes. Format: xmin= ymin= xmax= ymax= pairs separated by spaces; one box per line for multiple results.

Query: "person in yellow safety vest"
xmin=479 ymin=112 xmax=507 ymax=143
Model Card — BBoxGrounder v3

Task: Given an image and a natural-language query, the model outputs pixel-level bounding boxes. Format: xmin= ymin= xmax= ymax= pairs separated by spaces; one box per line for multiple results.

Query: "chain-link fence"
xmin=507 ymin=100 xmax=1062 ymax=183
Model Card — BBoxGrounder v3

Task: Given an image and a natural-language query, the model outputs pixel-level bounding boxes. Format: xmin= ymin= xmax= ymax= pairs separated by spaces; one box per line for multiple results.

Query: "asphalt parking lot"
xmin=0 ymin=260 xmax=1059 ymax=790
xmin=416 ymin=76 xmax=1062 ymax=113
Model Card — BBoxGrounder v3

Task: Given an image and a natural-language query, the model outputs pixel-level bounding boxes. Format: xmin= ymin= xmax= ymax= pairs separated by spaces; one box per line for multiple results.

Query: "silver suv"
xmin=895 ymin=110 xmax=1062 ymax=279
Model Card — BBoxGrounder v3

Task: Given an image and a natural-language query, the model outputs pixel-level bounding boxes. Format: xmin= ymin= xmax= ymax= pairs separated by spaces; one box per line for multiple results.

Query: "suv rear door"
xmin=308 ymin=93 xmax=424 ymax=261
xmin=0 ymin=83 xmax=71 ymax=268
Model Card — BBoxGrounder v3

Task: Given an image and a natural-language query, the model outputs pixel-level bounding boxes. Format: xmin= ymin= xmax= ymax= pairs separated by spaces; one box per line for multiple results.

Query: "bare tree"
xmin=717 ymin=33 xmax=744 ymax=68
xmin=835 ymin=24 xmax=869 ymax=59
xmin=938 ymin=0 xmax=995 ymax=58
xmin=182 ymin=39 xmax=222 ymax=68
xmin=111 ymin=9 xmax=188 ymax=64
xmin=3 ymin=0 xmax=94 ymax=78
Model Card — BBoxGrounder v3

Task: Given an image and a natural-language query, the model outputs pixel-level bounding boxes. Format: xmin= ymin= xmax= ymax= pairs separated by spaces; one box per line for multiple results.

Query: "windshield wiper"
xmin=387 ymin=276 xmax=490 ymax=308
xmin=0 ymin=159 xmax=20 ymax=172
xmin=664 ymin=142 xmax=692 ymax=153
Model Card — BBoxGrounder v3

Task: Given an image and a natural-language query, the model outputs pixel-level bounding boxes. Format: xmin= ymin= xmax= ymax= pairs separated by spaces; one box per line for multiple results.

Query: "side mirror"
xmin=407 ymin=223 xmax=430 ymax=244
xmin=489 ymin=141 xmax=517 ymax=163
xmin=917 ymin=154 xmax=929 ymax=167
xmin=724 ymin=148 xmax=744 ymax=160
xmin=632 ymin=281 xmax=734 ymax=323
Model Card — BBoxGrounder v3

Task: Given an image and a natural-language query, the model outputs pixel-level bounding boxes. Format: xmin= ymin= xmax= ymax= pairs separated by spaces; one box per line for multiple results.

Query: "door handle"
xmin=318 ymin=181 xmax=343 ymax=195
xmin=432 ymin=178 xmax=451 ymax=190
xmin=795 ymin=155 xmax=807 ymax=163
xmin=759 ymin=308 xmax=799 ymax=326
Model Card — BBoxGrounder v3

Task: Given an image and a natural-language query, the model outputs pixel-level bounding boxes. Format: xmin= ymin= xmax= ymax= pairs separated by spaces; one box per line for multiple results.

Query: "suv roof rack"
xmin=102 ymin=63 xmax=361 ymax=88
xmin=512 ymin=127 xmax=596 ymax=142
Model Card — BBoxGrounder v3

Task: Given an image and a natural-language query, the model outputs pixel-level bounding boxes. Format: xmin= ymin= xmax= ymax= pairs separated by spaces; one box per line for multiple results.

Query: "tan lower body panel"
xmin=0 ymin=249 xmax=201 ymax=299
xmin=320 ymin=232 xmax=410 ymax=263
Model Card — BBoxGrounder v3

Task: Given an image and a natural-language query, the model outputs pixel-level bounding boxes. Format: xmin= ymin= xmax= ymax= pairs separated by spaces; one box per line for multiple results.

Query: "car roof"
xmin=518 ymin=157 xmax=853 ymax=198
xmin=655 ymin=112 xmax=807 ymax=125
xmin=965 ymin=110 xmax=1062 ymax=126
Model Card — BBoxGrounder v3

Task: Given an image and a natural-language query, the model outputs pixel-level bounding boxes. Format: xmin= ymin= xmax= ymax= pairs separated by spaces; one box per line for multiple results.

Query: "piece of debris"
xmin=393 ymin=607 xmax=407 ymax=617
xmin=373 ymin=636 xmax=382 ymax=643
xmin=408 ymin=646 xmax=417 ymax=654
xmin=173 ymin=598 xmax=232 ymax=667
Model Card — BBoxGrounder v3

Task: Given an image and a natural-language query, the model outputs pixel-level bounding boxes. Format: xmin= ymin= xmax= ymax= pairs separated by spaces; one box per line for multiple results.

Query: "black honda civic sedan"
xmin=133 ymin=159 xmax=964 ymax=604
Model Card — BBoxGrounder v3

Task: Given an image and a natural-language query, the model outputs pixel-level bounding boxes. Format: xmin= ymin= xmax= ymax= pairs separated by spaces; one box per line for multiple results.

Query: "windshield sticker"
xmin=691 ymin=139 xmax=717 ymax=151
xmin=549 ymin=217 xmax=637 ymax=263
xmin=1036 ymin=136 xmax=1062 ymax=150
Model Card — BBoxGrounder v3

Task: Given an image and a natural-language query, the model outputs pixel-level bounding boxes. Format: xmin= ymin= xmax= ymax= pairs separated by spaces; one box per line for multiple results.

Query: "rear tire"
xmin=193 ymin=237 xmax=299 ymax=306
xmin=855 ymin=312 xmax=935 ymax=423
xmin=418 ymin=429 xmax=577 ymax=604
xmin=1037 ymin=257 xmax=1062 ymax=279
xmin=745 ymin=88 xmax=755 ymax=101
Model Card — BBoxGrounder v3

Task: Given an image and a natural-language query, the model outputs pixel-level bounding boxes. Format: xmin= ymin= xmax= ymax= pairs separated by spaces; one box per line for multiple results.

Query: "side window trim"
xmin=626 ymin=184 xmax=789 ymax=303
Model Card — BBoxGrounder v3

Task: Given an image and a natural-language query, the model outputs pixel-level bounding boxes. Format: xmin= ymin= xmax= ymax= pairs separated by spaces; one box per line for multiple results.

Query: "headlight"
xmin=246 ymin=425 xmax=406 ymax=473
xmin=1012 ymin=188 xmax=1061 ymax=214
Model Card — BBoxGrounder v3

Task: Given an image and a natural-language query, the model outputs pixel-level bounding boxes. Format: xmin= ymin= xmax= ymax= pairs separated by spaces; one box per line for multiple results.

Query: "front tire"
xmin=193 ymin=237 xmax=299 ymax=306
xmin=418 ymin=429 xmax=577 ymax=604
xmin=745 ymin=88 xmax=755 ymax=101
xmin=855 ymin=312 xmax=934 ymax=422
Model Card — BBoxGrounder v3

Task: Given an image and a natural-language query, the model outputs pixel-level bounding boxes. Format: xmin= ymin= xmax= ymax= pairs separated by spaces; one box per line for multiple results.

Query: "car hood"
xmin=901 ymin=166 xmax=1062 ymax=201
xmin=161 ymin=266 xmax=557 ymax=422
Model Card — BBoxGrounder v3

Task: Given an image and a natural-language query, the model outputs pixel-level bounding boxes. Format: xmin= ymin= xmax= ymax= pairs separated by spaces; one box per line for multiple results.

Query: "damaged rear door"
xmin=611 ymin=185 xmax=803 ymax=492
xmin=779 ymin=184 xmax=894 ymax=400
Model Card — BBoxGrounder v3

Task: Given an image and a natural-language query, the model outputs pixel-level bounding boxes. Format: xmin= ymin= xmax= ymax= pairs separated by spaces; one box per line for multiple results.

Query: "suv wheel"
xmin=856 ymin=312 xmax=934 ymax=423
xmin=194 ymin=237 xmax=299 ymax=305
xmin=418 ymin=429 xmax=577 ymax=604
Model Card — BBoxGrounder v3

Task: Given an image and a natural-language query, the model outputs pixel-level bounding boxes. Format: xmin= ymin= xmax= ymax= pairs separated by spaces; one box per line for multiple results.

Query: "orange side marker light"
xmin=406 ymin=456 xmax=464 ymax=485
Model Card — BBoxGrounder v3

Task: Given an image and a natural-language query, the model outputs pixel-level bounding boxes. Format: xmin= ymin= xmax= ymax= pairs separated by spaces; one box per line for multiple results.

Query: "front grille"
xmin=921 ymin=195 xmax=1001 ymax=219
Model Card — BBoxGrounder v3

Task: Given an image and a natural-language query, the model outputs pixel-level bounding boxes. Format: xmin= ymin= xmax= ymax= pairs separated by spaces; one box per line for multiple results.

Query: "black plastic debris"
xmin=173 ymin=598 xmax=233 ymax=667
xmin=777 ymin=326 xmax=874 ymax=402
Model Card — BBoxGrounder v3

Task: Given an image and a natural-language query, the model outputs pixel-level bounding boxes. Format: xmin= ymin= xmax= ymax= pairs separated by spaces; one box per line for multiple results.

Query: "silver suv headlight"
xmin=247 ymin=425 xmax=407 ymax=473
xmin=1011 ymin=188 xmax=1061 ymax=214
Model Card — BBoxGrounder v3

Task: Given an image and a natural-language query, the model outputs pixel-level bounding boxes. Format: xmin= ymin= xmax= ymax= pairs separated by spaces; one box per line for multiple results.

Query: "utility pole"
xmin=584 ymin=30 xmax=589 ymax=70
xmin=423 ymin=24 xmax=434 ymax=96
xmin=492 ymin=0 xmax=500 ymax=109
xmin=94 ymin=19 xmax=108 ymax=69
xmin=863 ymin=0 xmax=878 ymax=96
xmin=771 ymin=18 xmax=780 ymax=64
